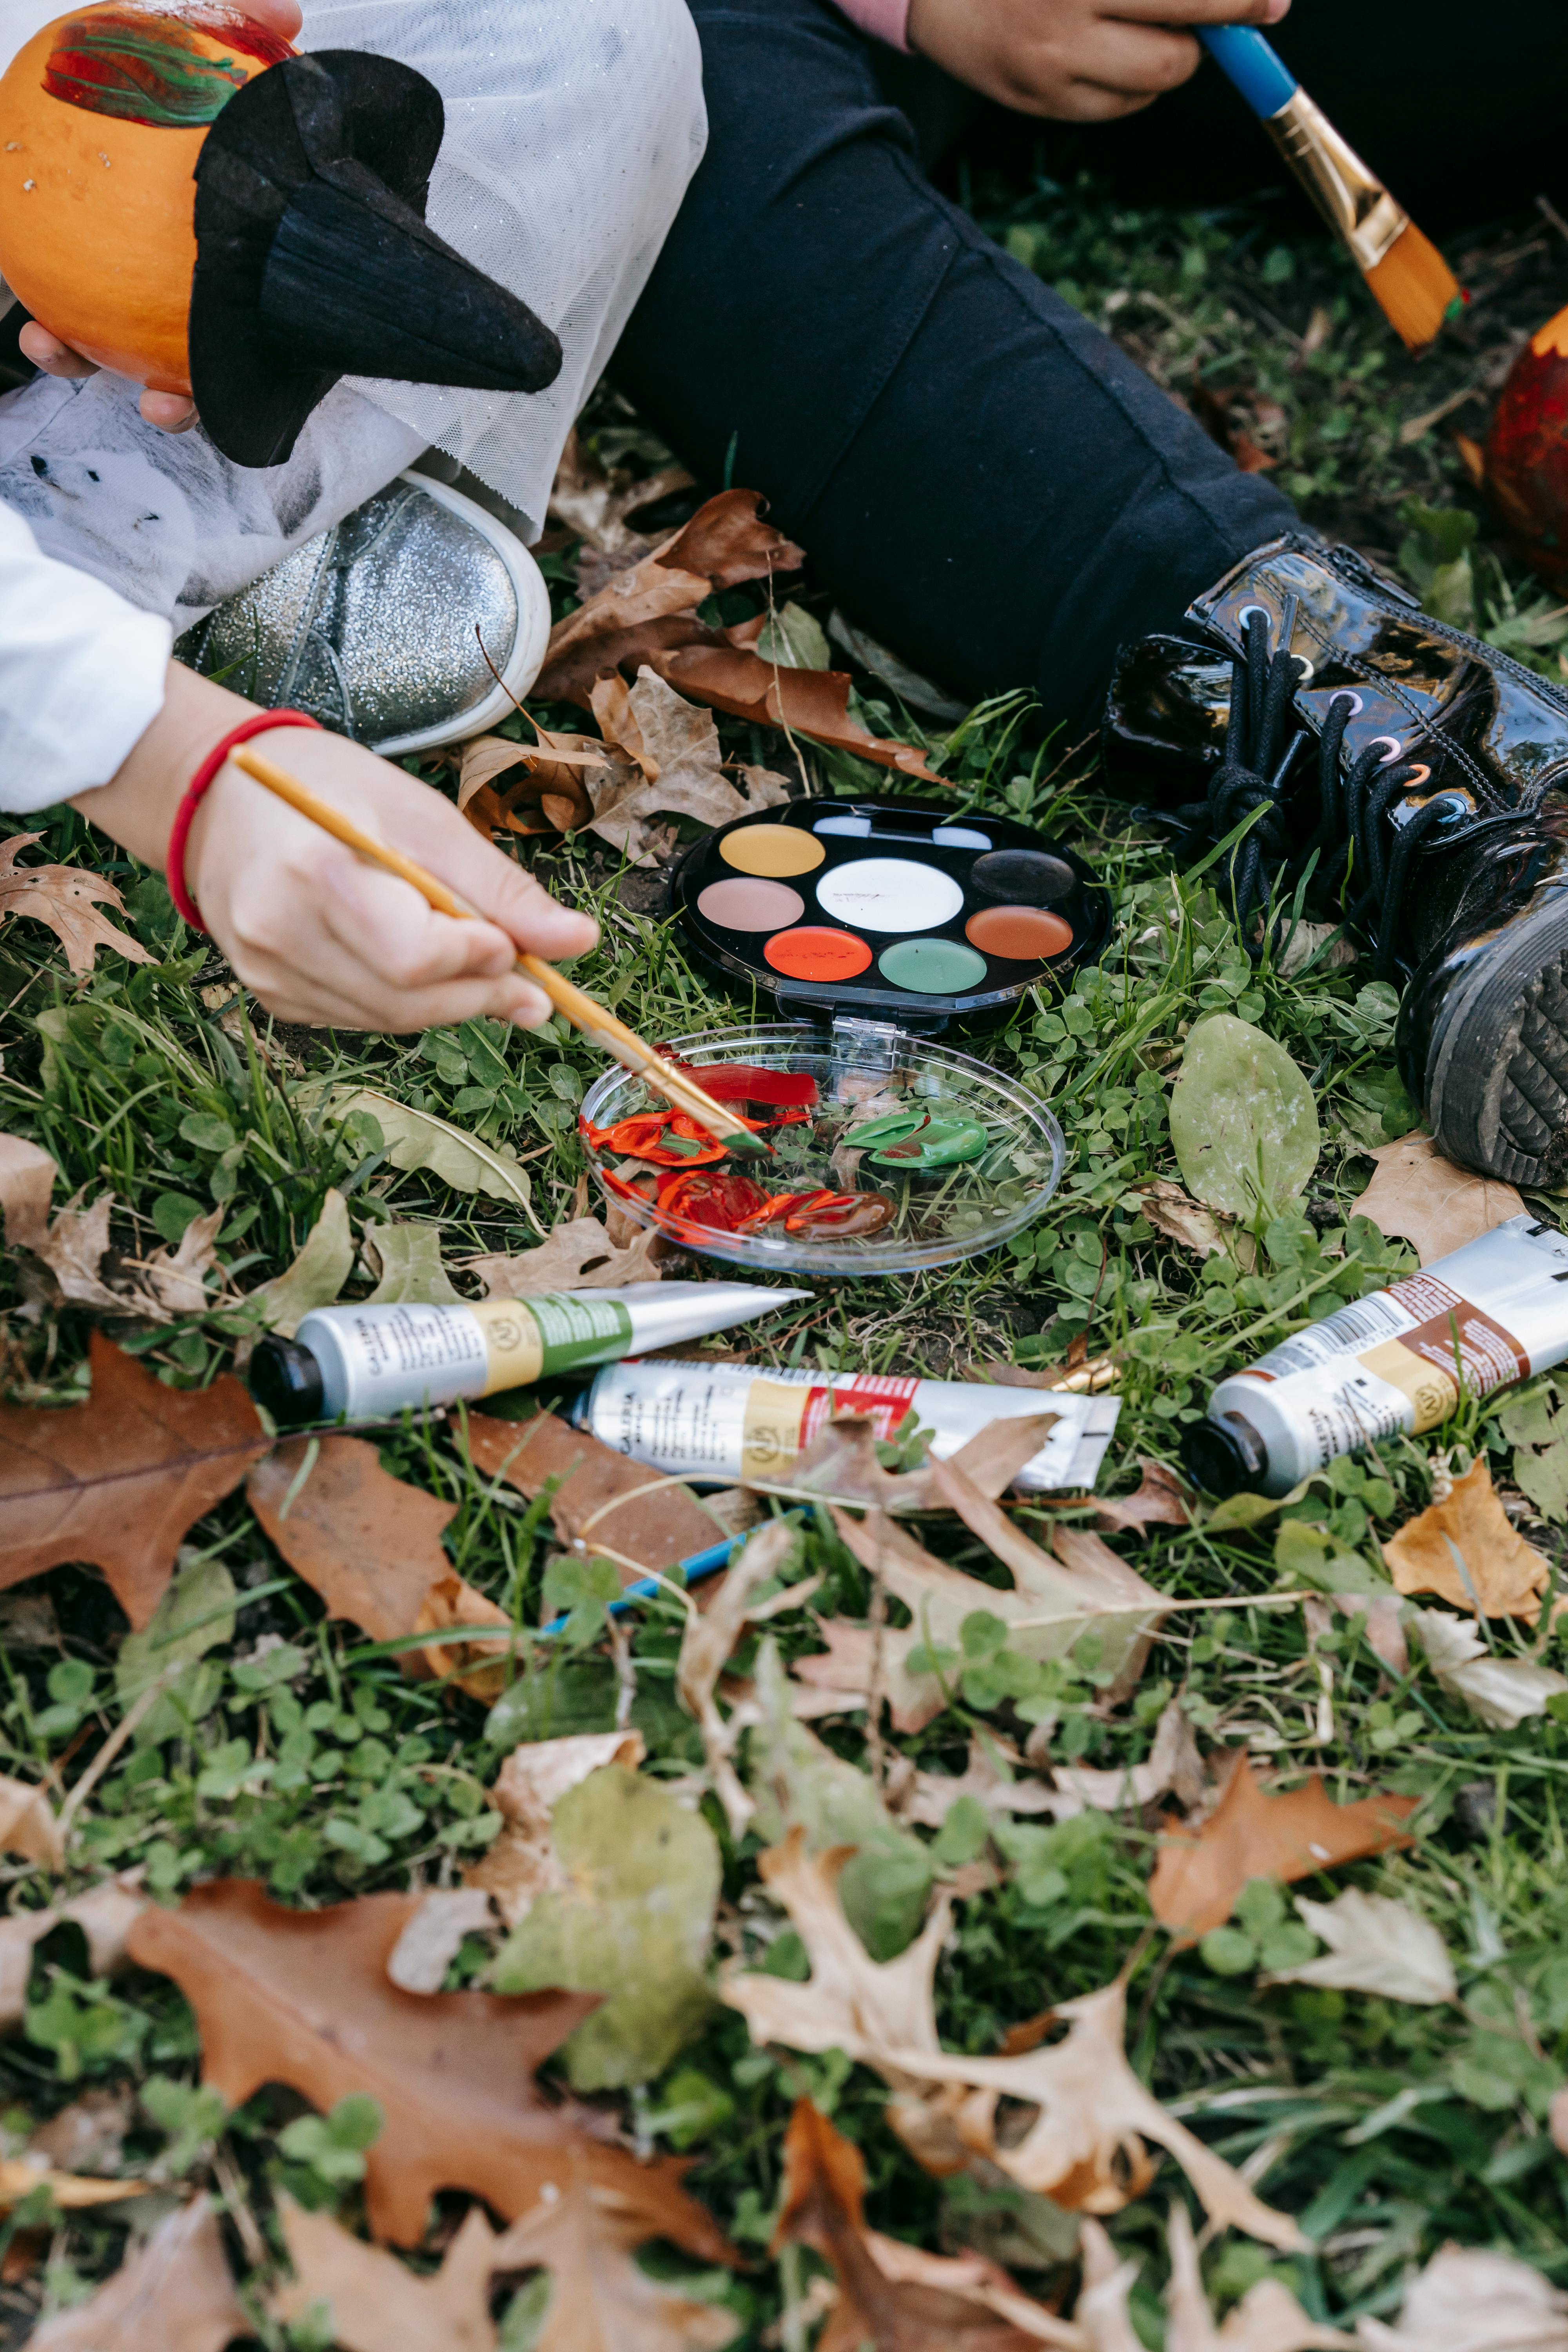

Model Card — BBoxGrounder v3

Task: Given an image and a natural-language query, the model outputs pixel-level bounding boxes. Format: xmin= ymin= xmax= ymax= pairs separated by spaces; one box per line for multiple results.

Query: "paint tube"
xmin=1186 ymin=1213 xmax=1568 ymax=1497
xmin=250 ymin=1282 xmax=811 ymax=1427
xmin=573 ymin=1359 xmax=1122 ymax=1492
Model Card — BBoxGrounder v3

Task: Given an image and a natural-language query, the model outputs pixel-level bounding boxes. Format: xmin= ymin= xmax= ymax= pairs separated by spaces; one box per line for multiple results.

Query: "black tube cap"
xmin=250 ymin=1334 xmax=324 ymax=1427
xmin=1181 ymin=1409 xmax=1268 ymax=1497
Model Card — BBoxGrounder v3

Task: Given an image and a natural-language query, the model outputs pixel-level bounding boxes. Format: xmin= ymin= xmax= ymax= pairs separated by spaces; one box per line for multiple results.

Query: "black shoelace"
xmin=1177 ymin=605 xmax=1466 ymax=980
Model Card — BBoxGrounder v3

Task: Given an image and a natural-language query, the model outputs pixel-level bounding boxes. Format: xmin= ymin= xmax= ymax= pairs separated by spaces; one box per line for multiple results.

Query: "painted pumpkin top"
xmin=0 ymin=6 xmax=563 ymax=466
xmin=0 ymin=4 xmax=293 ymax=393
xmin=40 ymin=3 xmax=293 ymax=128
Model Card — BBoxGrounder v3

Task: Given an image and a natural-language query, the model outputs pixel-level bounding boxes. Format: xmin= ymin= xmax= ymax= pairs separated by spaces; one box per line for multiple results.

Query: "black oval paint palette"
xmin=672 ymin=797 xmax=1109 ymax=1030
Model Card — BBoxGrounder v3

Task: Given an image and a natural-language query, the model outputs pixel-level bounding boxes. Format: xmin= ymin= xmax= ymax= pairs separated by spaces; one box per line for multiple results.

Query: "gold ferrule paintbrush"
xmin=1199 ymin=28 xmax=1462 ymax=351
xmin=229 ymin=744 xmax=769 ymax=1155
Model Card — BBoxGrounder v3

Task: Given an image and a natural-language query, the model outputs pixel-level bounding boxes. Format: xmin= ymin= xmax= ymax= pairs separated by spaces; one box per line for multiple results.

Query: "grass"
xmin=3 ymin=165 xmax=1568 ymax=2346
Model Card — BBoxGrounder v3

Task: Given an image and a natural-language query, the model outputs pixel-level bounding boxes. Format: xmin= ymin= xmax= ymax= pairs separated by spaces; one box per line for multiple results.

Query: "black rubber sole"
xmin=1426 ymin=893 xmax=1568 ymax=1185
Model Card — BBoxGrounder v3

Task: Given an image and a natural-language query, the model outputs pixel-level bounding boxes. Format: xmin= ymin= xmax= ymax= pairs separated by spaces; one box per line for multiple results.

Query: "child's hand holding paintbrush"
xmin=73 ymin=662 xmax=760 ymax=1152
xmin=74 ymin=663 xmax=598 ymax=1036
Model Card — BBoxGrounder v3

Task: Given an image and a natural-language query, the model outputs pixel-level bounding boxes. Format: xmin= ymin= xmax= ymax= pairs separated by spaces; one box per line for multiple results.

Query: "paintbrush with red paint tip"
xmin=229 ymin=744 xmax=770 ymax=1156
xmin=1200 ymin=27 xmax=1463 ymax=351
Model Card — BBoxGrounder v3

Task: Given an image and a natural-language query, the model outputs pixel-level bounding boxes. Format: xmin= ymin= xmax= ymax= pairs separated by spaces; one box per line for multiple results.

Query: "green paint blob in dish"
xmin=870 ymin=1119 xmax=989 ymax=1171
xmin=878 ymin=939 xmax=988 ymax=995
xmin=844 ymin=1111 xmax=929 ymax=1147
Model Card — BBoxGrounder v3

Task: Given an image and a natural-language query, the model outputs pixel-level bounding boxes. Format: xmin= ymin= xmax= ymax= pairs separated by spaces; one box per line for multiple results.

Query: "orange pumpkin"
xmin=0 ymin=3 xmax=292 ymax=394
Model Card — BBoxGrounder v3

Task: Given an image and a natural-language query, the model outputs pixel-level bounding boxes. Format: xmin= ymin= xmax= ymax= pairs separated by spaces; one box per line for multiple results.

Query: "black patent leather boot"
xmin=1104 ymin=534 xmax=1568 ymax=1186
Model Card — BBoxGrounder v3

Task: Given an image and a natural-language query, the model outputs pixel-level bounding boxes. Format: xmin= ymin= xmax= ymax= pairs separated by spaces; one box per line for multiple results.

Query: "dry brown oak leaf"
xmin=272 ymin=2200 xmax=501 ymax=2352
xmin=487 ymin=2145 xmax=741 ymax=2352
xmin=0 ymin=1331 xmax=270 ymax=1632
xmin=247 ymin=1434 xmax=456 ymax=1642
xmin=27 ymin=2195 xmax=246 ymax=2352
xmin=0 ymin=835 xmax=154 ymax=977
xmin=0 ymin=1773 xmax=64 ymax=1871
xmin=1090 ymin=1460 xmax=1191 ymax=1536
xmin=125 ymin=1880 xmax=730 ymax=2253
xmin=775 ymin=2098 xmax=1077 ymax=2352
xmin=1147 ymin=1750 xmax=1418 ymax=1942
xmin=724 ymin=1833 xmax=1303 ymax=2250
xmin=1383 ymin=1458 xmax=1557 ymax=1621
xmin=535 ymin=491 xmax=945 ymax=783
xmin=463 ymin=1409 xmax=720 ymax=1584
xmin=247 ymin=1436 xmax=511 ymax=1699
xmin=1350 ymin=1131 xmax=1524 ymax=1267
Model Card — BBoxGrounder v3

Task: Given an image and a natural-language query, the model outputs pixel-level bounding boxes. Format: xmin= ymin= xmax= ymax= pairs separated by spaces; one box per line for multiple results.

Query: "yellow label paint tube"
xmin=250 ymin=1282 xmax=810 ymax=1427
xmin=1187 ymin=1212 xmax=1568 ymax=1496
xmin=574 ymin=1360 xmax=1122 ymax=1492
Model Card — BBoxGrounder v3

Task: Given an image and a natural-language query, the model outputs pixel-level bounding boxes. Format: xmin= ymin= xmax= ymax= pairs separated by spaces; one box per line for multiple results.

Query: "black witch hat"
xmin=189 ymin=49 xmax=562 ymax=468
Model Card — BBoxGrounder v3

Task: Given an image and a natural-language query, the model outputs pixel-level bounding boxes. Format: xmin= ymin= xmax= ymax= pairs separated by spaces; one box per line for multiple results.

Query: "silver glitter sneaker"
xmin=176 ymin=471 xmax=552 ymax=755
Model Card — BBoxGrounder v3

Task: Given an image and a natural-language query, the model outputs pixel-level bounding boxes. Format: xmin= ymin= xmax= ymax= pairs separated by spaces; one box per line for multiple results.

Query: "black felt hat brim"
xmin=190 ymin=51 xmax=563 ymax=470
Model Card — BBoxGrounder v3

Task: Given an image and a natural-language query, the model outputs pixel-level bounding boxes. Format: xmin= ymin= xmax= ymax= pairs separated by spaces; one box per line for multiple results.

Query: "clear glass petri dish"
xmin=580 ymin=1019 xmax=1064 ymax=1277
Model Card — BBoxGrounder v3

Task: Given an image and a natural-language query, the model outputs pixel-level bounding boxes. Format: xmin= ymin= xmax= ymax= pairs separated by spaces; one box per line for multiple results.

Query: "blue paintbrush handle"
xmin=1198 ymin=25 xmax=1299 ymax=120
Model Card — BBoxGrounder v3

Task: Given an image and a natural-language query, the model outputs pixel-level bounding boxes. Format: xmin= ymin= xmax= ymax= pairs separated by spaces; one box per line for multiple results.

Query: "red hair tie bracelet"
xmin=167 ymin=709 xmax=322 ymax=934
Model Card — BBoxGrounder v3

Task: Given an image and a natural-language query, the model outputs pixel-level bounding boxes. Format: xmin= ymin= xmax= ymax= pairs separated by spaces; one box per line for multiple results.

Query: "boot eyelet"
xmin=1330 ymin=690 xmax=1363 ymax=716
xmin=1236 ymin=602 xmax=1273 ymax=635
xmin=1371 ymin=735 xmax=1405 ymax=764
xmin=1290 ymin=656 xmax=1315 ymax=681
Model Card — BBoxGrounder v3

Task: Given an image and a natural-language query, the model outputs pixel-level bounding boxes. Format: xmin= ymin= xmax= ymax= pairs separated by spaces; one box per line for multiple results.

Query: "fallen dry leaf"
xmin=1383 ymin=1459 xmax=1555 ymax=1620
xmin=775 ymin=1410 xmax=1063 ymax=1517
xmin=463 ymin=1410 xmax=721 ymax=1585
xmin=0 ymin=1876 xmax=145 ymax=2031
xmin=0 ymin=1132 xmax=55 ymax=1249
xmin=27 ymin=2195 xmax=245 ymax=2352
xmin=457 ymin=726 xmax=603 ymax=842
xmin=0 ymin=1330 xmax=270 ymax=1630
xmin=239 ymin=1188 xmax=354 ymax=1337
xmin=135 ymin=1207 xmax=224 ymax=1319
xmin=126 ymin=1880 xmax=724 ymax=2252
xmin=1037 ymin=1702 xmax=1206 ymax=1824
xmin=27 ymin=2086 xmax=132 ymax=2176
xmin=1147 ymin=1751 xmax=1417 ymax=1942
xmin=1411 ymin=1608 xmax=1568 ymax=1729
xmin=535 ymin=491 xmax=944 ymax=782
xmin=677 ymin=1518 xmax=802 ymax=1836
xmin=466 ymin=1728 xmax=646 ymax=1927
xmin=488 ymin=2145 xmax=739 ymax=2352
xmin=537 ymin=490 xmax=801 ymax=702
xmin=1357 ymin=2244 xmax=1568 ymax=2352
xmin=1164 ymin=2201 xmax=1354 ymax=2352
xmin=0 ymin=834 xmax=153 ymax=976
xmin=247 ymin=1434 xmax=455 ymax=1643
xmin=405 ymin=1565 xmax=515 ymax=1703
xmin=774 ymin=2099 xmax=1074 ymax=2352
xmin=462 ymin=1215 xmax=665 ymax=1298
xmin=0 ymin=1773 xmax=64 ymax=1871
xmin=1351 ymin=1131 xmax=1524 ymax=1266
xmin=0 ymin=2156 xmax=145 ymax=2210
xmin=1134 ymin=1181 xmax=1227 ymax=1259
xmin=385 ymin=1889 xmax=497 ymax=1995
xmin=1259 ymin=1888 xmax=1456 ymax=2005
xmin=23 ymin=1189 xmax=143 ymax=1316
xmin=724 ymin=1835 xmax=1302 ymax=2249
xmin=1091 ymin=1461 xmax=1191 ymax=1536
xmin=1076 ymin=2220 xmax=1142 ymax=2352
xmin=273 ymin=2199 xmax=499 ymax=2352
xmin=548 ymin=426 xmax=695 ymax=559
xmin=808 ymin=1502 xmax=1162 ymax=1737
xmin=586 ymin=668 xmax=786 ymax=867
xmin=895 ymin=1736 xmax=1065 ymax=1831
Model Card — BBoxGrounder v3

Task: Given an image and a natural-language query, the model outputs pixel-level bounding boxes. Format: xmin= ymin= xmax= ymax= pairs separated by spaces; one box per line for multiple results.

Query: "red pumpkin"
xmin=1486 ymin=305 xmax=1568 ymax=585
xmin=0 ymin=4 xmax=291 ymax=394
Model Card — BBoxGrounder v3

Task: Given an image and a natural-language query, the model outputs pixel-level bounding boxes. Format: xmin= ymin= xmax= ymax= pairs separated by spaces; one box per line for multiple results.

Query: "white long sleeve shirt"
xmin=0 ymin=487 xmax=170 ymax=808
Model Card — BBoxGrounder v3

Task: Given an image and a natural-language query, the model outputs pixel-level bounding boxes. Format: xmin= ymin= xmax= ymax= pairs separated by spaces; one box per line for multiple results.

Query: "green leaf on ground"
xmin=1169 ymin=1014 xmax=1319 ymax=1218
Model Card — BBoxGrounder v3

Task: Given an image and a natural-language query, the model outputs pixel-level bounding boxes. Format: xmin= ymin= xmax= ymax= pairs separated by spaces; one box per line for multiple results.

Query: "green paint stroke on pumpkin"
xmin=44 ymin=11 xmax=247 ymax=127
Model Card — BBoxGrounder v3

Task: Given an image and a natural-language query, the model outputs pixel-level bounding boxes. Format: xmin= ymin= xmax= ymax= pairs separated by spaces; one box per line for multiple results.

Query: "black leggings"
xmin=615 ymin=0 xmax=1566 ymax=735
